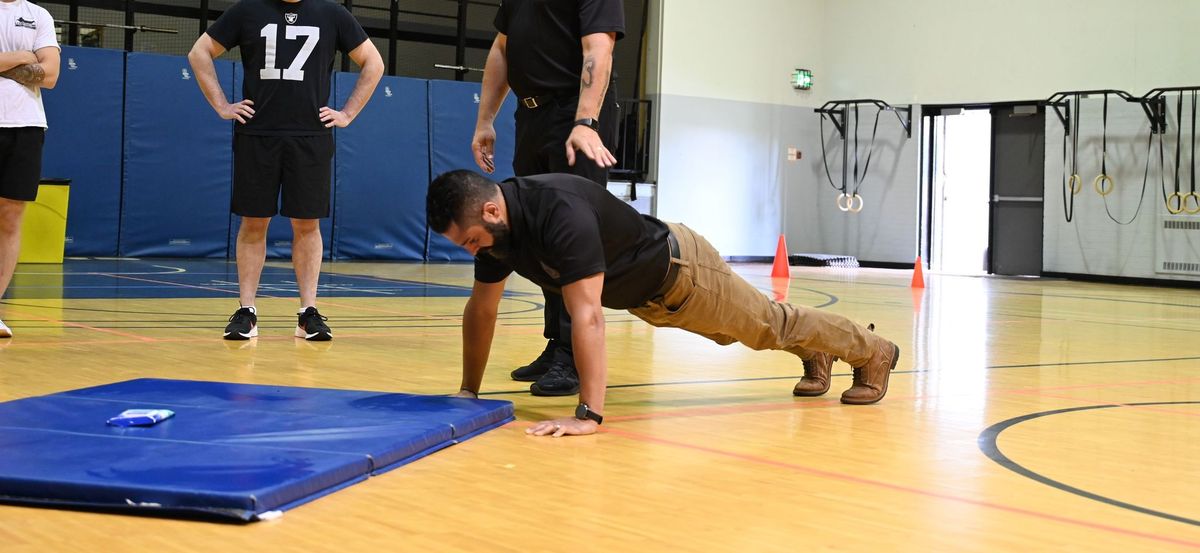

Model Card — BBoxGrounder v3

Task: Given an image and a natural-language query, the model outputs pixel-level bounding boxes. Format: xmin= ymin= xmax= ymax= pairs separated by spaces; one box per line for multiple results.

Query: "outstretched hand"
xmin=526 ymin=416 xmax=598 ymax=437
xmin=565 ymin=125 xmax=616 ymax=168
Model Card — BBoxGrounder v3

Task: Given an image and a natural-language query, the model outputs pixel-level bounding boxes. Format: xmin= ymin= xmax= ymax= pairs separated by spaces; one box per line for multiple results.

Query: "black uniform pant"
xmin=513 ymin=92 xmax=620 ymax=362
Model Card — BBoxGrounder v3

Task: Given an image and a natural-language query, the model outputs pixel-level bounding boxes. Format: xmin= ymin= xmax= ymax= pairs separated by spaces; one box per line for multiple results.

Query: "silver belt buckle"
xmin=522 ymin=96 xmax=539 ymax=109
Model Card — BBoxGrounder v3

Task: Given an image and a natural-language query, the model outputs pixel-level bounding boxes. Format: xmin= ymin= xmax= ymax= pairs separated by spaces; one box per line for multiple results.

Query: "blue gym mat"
xmin=0 ymin=379 xmax=513 ymax=521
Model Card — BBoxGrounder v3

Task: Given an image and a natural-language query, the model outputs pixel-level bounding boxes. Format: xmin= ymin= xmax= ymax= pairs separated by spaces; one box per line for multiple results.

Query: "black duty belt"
xmin=654 ymin=230 xmax=682 ymax=298
xmin=519 ymin=93 xmax=561 ymax=109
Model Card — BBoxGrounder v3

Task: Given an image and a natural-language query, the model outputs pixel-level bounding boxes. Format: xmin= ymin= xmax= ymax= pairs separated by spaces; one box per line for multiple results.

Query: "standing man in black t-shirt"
xmin=471 ymin=0 xmax=625 ymax=397
xmin=426 ymin=170 xmax=902 ymax=437
xmin=188 ymin=0 xmax=383 ymax=342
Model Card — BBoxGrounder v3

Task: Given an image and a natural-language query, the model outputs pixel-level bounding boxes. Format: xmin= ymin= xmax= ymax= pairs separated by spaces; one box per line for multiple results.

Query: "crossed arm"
xmin=0 ymin=46 xmax=60 ymax=89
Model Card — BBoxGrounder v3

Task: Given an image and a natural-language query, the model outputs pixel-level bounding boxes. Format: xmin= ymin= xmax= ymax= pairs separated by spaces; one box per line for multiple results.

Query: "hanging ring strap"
xmin=851 ymin=107 xmax=883 ymax=197
xmin=1062 ymin=96 xmax=1077 ymax=222
xmin=1185 ymin=90 xmax=1200 ymax=214
xmin=852 ymin=104 xmax=860 ymax=195
xmin=1070 ymin=95 xmax=1082 ymax=195
xmin=1102 ymin=119 xmax=1152 ymax=225
xmin=818 ymin=113 xmax=844 ymax=195
xmin=1094 ymin=94 xmax=1114 ymax=196
xmin=1167 ymin=93 xmax=1186 ymax=214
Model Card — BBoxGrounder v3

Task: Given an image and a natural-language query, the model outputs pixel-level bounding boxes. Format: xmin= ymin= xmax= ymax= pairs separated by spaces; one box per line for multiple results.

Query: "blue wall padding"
xmin=226 ymin=66 xmax=335 ymax=260
xmin=0 ymin=379 xmax=514 ymax=521
xmin=121 ymin=53 xmax=235 ymax=257
xmin=425 ymin=80 xmax=517 ymax=261
xmin=331 ymin=74 xmax=430 ymax=260
xmin=42 ymin=47 xmax=125 ymax=256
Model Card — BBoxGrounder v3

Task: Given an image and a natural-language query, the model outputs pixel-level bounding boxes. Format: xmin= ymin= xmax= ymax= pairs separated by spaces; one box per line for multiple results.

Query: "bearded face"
xmin=477 ymin=219 xmax=512 ymax=260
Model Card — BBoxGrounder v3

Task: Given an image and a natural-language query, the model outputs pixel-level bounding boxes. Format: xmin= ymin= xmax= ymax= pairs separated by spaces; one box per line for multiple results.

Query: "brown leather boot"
xmin=840 ymin=336 xmax=900 ymax=405
xmin=793 ymin=352 xmax=835 ymax=396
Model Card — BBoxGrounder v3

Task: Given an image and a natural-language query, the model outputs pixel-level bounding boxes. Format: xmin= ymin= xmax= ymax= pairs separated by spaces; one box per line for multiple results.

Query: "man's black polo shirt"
xmin=494 ymin=0 xmax=625 ymax=97
xmin=474 ymin=174 xmax=669 ymax=310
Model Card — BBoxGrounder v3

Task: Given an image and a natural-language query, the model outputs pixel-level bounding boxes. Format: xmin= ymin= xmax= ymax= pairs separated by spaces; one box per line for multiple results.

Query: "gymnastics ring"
xmin=847 ymin=193 xmax=864 ymax=213
xmin=1166 ymin=192 xmax=1185 ymax=214
xmin=1093 ymin=174 xmax=1114 ymax=196
xmin=1067 ymin=174 xmax=1083 ymax=195
xmin=1184 ymin=193 xmax=1200 ymax=215
xmin=836 ymin=193 xmax=852 ymax=212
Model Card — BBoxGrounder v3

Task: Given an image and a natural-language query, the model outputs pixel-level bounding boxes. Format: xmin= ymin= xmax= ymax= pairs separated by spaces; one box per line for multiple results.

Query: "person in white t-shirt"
xmin=0 ymin=0 xmax=59 ymax=338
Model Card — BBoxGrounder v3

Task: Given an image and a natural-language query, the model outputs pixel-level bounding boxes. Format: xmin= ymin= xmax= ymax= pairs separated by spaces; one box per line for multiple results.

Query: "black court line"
xmin=478 ymin=355 xmax=1200 ymax=397
xmin=978 ymin=401 xmax=1200 ymax=527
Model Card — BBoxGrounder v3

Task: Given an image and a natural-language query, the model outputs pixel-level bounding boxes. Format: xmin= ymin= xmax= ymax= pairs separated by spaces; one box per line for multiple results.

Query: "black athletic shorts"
xmin=0 ymin=127 xmax=45 ymax=202
xmin=232 ymin=133 xmax=333 ymax=219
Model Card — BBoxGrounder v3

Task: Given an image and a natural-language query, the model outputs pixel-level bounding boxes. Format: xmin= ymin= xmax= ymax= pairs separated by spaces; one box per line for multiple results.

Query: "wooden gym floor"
xmin=0 ymin=259 xmax=1197 ymax=552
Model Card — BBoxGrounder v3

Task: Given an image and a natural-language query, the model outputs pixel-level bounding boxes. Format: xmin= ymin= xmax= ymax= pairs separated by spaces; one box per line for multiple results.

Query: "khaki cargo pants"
xmin=629 ymin=223 xmax=880 ymax=367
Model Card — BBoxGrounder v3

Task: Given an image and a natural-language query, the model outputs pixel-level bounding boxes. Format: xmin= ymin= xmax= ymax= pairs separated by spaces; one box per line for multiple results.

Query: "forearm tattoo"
xmin=580 ymin=56 xmax=595 ymax=90
xmin=0 ymin=64 xmax=45 ymax=86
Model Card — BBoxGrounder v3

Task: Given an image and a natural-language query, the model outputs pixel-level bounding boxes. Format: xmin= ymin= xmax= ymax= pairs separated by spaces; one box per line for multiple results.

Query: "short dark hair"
xmin=426 ymin=170 xmax=499 ymax=233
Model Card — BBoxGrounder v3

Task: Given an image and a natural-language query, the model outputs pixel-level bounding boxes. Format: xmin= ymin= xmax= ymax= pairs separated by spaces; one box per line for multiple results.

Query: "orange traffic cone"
xmin=771 ymin=234 xmax=790 ymax=278
xmin=910 ymin=256 xmax=925 ymax=288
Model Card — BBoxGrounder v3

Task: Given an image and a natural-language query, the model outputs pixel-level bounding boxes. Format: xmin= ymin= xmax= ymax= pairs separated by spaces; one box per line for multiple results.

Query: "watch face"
xmin=575 ymin=403 xmax=587 ymax=420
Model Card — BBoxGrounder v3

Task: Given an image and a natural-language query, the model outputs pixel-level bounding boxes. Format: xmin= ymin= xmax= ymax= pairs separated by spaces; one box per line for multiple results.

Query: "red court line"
xmin=600 ymin=426 xmax=1200 ymax=549
xmin=6 ymin=308 xmax=157 ymax=342
xmin=100 ymin=273 xmax=261 ymax=297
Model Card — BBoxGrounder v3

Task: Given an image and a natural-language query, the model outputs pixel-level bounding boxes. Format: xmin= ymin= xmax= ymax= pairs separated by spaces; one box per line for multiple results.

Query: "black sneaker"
xmin=530 ymin=361 xmax=580 ymax=396
xmin=295 ymin=306 xmax=332 ymax=341
xmin=510 ymin=340 xmax=559 ymax=381
xmin=223 ymin=307 xmax=257 ymax=340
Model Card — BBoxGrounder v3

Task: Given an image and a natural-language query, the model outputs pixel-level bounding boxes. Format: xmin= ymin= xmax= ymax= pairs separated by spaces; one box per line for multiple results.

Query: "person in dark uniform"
xmin=188 ymin=0 xmax=383 ymax=342
xmin=426 ymin=170 xmax=902 ymax=437
xmin=470 ymin=0 xmax=625 ymax=397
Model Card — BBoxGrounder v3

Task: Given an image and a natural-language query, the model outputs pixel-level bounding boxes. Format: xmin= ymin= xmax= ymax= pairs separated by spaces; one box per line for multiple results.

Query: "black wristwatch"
xmin=574 ymin=118 xmax=600 ymax=132
xmin=575 ymin=403 xmax=603 ymax=425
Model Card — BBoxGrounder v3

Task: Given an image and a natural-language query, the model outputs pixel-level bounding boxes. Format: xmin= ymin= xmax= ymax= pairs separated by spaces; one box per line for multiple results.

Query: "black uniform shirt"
xmin=494 ymin=0 xmax=624 ymax=98
xmin=206 ymin=0 xmax=368 ymax=135
xmin=474 ymin=174 xmax=670 ymax=310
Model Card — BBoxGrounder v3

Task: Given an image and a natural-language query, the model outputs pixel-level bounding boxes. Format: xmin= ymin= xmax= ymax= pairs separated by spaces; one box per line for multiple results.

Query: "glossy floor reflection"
xmin=0 ymin=260 xmax=1197 ymax=552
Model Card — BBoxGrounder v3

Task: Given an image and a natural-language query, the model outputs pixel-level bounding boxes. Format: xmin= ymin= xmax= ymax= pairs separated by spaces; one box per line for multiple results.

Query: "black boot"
xmin=510 ymin=340 xmax=558 ymax=382
xmin=530 ymin=359 xmax=580 ymax=396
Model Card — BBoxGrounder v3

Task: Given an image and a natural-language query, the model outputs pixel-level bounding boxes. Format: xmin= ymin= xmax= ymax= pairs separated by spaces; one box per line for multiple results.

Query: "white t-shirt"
xmin=0 ymin=0 xmax=58 ymax=128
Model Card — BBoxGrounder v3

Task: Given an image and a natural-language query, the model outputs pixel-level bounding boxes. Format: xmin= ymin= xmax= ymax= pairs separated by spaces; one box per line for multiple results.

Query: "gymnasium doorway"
xmin=922 ymin=104 xmax=1045 ymax=276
